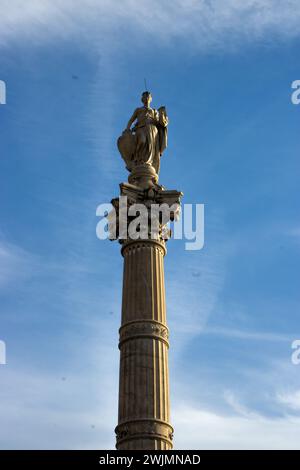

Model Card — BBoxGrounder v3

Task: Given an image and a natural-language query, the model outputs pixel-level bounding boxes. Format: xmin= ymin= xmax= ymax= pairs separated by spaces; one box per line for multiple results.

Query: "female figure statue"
xmin=118 ymin=91 xmax=168 ymax=175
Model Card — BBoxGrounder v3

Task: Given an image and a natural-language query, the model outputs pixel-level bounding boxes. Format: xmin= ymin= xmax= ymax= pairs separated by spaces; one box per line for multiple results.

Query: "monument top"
xmin=117 ymin=92 xmax=168 ymax=188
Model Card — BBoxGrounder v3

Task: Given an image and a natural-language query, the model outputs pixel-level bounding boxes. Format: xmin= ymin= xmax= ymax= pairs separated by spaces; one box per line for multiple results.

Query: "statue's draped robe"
xmin=134 ymin=107 xmax=160 ymax=172
xmin=118 ymin=105 xmax=168 ymax=175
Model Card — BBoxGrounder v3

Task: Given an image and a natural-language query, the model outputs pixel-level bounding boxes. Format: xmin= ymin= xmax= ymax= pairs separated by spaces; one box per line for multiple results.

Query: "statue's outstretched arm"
xmin=126 ymin=108 xmax=138 ymax=131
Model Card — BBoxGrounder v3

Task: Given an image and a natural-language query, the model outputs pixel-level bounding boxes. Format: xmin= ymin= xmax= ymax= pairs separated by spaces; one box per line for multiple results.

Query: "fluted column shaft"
xmin=115 ymin=239 xmax=173 ymax=450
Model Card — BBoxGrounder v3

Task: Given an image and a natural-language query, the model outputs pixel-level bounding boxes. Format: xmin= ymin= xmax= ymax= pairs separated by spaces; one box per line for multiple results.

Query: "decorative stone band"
xmin=119 ymin=319 xmax=169 ymax=349
xmin=115 ymin=418 xmax=174 ymax=449
xmin=121 ymin=239 xmax=166 ymax=257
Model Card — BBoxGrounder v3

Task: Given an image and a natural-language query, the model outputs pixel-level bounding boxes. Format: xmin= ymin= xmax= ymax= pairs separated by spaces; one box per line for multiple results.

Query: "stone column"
xmin=115 ymin=238 xmax=173 ymax=450
xmin=111 ymin=166 xmax=182 ymax=450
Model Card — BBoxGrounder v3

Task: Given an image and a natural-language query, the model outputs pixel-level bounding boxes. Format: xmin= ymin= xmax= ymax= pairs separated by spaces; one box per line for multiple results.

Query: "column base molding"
xmin=115 ymin=418 xmax=174 ymax=449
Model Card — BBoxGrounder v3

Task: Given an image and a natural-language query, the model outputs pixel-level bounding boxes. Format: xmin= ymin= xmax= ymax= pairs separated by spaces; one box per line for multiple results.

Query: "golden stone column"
xmin=116 ymin=238 xmax=172 ymax=450
xmin=111 ymin=91 xmax=182 ymax=450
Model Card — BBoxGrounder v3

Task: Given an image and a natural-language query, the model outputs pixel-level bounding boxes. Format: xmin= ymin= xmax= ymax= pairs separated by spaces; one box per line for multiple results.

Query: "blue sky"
xmin=0 ymin=0 xmax=300 ymax=449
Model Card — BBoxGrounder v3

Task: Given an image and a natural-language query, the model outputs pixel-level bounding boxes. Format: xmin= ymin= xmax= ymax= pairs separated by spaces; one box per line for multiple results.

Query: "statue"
xmin=111 ymin=90 xmax=183 ymax=242
xmin=117 ymin=91 xmax=168 ymax=177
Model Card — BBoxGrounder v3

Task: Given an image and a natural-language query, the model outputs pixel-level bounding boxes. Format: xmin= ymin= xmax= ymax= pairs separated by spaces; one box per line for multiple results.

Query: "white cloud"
xmin=1 ymin=0 xmax=300 ymax=51
xmin=173 ymin=403 xmax=300 ymax=449
xmin=0 ymin=239 xmax=37 ymax=288
xmin=2 ymin=361 xmax=299 ymax=449
xmin=202 ymin=325 xmax=293 ymax=342
xmin=0 ymin=346 xmax=118 ymax=449
xmin=277 ymin=390 xmax=300 ymax=411
xmin=224 ymin=390 xmax=258 ymax=418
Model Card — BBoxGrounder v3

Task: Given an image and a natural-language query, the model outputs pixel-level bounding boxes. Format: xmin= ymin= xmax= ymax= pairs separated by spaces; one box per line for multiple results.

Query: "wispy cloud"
xmin=0 ymin=238 xmax=37 ymax=288
xmin=1 ymin=1 xmax=300 ymax=51
xmin=277 ymin=390 xmax=300 ymax=411
xmin=201 ymin=326 xmax=294 ymax=342
xmin=173 ymin=403 xmax=300 ymax=449
xmin=224 ymin=390 xmax=260 ymax=418
xmin=0 ymin=360 xmax=117 ymax=449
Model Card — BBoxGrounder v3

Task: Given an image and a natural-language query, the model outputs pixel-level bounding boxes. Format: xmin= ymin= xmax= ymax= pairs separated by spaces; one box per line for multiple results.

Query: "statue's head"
xmin=141 ymin=91 xmax=152 ymax=107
